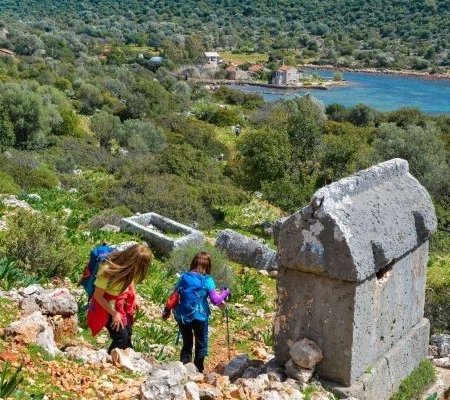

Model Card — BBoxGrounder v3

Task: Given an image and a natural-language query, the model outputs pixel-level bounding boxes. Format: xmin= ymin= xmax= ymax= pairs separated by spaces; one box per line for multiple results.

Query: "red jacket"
xmin=87 ymin=287 xmax=136 ymax=336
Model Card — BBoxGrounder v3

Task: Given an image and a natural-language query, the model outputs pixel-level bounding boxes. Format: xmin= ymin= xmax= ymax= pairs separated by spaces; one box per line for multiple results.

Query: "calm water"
xmin=228 ymin=69 xmax=450 ymax=115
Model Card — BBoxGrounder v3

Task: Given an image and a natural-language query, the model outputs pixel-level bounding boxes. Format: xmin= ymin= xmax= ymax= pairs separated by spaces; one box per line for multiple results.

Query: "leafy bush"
xmin=212 ymin=86 xmax=264 ymax=110
xmin=0 ymin=257 xmax=38 ymax=290
xmin=219 ymin=196 xmax=286 ymax=230
xmin=208 ymin=107 xmax=244 ymax=127
xmin=0 ymin=171 xmax=20 ymax=195
xmin=1 ymin=209 xmax=77 ymax=279
xmin=104 ymin=173 xmax=216 ymax=229
xmin=11 ymin=165 xmax=59 ymax=191
xmin=138 ymin=260 xmax=178 ymax=304
xmin=0 ymin=152 xmax=59 ymax=191
xmin=87 ymin=206 xmax=133 ymax=231
xmin=134 ymin=323 xmax=176 ymax=350
xmin=157 ymin=115 xmax=228 ymax=158
xmin=233 ymin=271 xmax=267 ymax=306
xmin=390 ymin=359 xmax=435 ymax=400
xmin=165 ymin=245 xmax=235 ymax=289
xmin=56 ymin=136 xmax=113 ymax=171
xmin=425 ymin=256 xmax=450 ymax=333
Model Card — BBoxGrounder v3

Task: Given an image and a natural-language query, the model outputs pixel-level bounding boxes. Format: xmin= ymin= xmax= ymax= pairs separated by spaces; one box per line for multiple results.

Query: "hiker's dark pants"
xmin=178 ymin=319 xmax=208 ymax=372
xmin=106 ymin=314 xmax=133 ymax=354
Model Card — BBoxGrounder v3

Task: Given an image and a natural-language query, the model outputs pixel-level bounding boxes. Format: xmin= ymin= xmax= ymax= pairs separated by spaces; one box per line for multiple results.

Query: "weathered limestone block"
xmin=285 ymin=359 xmax=314 ymax=383
xmin=215 ymin=229 xmax=279 ymax=271
xmin=35 ymin=288 xmax=78 ymax=316
xmin=4 ymin=310 xmax=61 ymax=356
xmin=274 ymin=159 xmax=436 ymax=391
xmin=289 ymin=338 xmax=323 ymax=369
xmin=327 ymin=319 xmax=430 ymax=400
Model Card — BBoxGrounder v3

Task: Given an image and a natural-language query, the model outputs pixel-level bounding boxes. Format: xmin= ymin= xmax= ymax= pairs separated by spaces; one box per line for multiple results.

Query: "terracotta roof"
xmin=0 ymin=48 xmax=15 ymax=56
xmin=277 ymin=65 xmax=296 ymax=72
xmin=249 ymin=64 xmax=264 ymax=72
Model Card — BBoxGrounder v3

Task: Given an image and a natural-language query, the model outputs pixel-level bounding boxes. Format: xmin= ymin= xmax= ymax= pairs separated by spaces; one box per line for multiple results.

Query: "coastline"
xmin=300 ymin=64 xmax=450 ymax=81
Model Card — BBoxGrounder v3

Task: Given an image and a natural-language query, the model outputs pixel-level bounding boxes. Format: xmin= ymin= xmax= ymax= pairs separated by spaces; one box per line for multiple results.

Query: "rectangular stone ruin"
xmin=274 ymin=158 xmax=437 ymax=400
xmin=215 ymin=229 xmax=279 ymax=272
xmin=120 ymin=212 xmax=204 ymax=257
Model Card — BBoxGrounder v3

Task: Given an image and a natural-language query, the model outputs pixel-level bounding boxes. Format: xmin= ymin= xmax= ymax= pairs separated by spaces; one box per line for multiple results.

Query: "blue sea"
xmin=228 ymin=70 xmax=450 ymax=115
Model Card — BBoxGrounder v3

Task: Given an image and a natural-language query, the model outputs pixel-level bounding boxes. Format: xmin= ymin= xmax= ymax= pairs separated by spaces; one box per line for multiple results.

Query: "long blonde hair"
xmin=99 ymin=244 xmax=153 ymax=293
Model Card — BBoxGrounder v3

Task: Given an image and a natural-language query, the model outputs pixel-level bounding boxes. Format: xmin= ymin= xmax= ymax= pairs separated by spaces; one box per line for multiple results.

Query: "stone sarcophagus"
xmin=120 ymin=212 xmax=204 ymax=257
xmin=274 ymin=159 xmax=436 ymax=399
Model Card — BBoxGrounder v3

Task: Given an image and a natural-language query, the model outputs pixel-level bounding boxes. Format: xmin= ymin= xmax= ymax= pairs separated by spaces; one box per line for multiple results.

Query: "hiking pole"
xmin=225 ymin=305 xmax=230 ymax=361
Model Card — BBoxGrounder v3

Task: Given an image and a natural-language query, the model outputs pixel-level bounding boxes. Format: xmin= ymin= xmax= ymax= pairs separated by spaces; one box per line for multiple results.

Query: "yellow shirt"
xmin=94 ymin=262 xmax=124 ymax=296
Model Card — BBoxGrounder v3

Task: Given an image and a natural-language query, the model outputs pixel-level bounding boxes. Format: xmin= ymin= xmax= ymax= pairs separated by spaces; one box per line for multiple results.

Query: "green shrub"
xmin=212 ymin=86 xmax=264 ymax=110
xmin=425 ymin=255 xmax=450 ymax=333
xmin=390 ymin=359 xmax=436 ymax=400
xmin=138 ymin=259 xmax=177 ymax=304
xmin=233 ymin=271 xmax=267 ymax=306
xmin=0 ymin=257 xmax=38 ymax=290
xmin=104 ymin=173 xmax=216 ymax=229
xmin=1 ymin=209 xmax=77 ymax=279
xmin=165 ymin=244 xmax=235 ymax=289
xmin=9 ymin=165 xmax=59 ymax=191
xmin=133 ymin=324 xmax=177 ymax=351
xmin=87 ymin=206 xmax=133 ymax=231
xmin=0 ymin=171 xmax=20 ymax=195
xmin=56 ymin=136 xmax=113 ymax=171
xmin=208 ymin=107 xmax=243 ymax=127
xmin=0 ymin=152 xmax=59 ymax=191
xmin=157 ymin=115 xmax=228 ymax=157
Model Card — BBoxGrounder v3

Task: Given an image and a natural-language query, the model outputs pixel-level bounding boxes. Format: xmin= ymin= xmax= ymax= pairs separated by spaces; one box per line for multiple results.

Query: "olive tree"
xmin=372 ymin=122 xmax=450 ymax=197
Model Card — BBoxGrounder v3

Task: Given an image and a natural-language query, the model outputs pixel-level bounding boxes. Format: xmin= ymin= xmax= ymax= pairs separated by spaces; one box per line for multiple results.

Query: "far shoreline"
xmin=300 ymin=64 xmax=450 ymax=81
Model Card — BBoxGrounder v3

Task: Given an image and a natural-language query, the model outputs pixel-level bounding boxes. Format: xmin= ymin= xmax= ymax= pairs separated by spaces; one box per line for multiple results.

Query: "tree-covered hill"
xmin=2 ymin=0 xmax=450 ymax=71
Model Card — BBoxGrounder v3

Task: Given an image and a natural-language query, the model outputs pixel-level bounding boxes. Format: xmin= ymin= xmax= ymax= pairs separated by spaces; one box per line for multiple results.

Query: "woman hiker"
xmin=87 ymin=243 xmax=153 ymax=353
xmin=162 ymin=251 xmax=230 ymax=372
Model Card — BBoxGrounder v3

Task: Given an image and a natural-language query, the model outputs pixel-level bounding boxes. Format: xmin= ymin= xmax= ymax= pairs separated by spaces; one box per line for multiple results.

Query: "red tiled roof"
xmin=249 ymin=64 xmax=264 ymax=72
xmin=277 ymin=65 xmax=295 ymax=72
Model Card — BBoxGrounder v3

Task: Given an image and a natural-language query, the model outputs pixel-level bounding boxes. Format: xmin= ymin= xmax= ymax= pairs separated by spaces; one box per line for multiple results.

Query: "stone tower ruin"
xmin=274 ymin=158 xmax=436 ymax=399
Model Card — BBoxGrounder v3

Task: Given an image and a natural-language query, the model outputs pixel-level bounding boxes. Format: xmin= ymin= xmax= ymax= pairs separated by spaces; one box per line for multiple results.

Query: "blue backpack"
xmin=79 ymin=244 xmax=115 ymax=299
xmin=174 ymin=272 xmax=209 ymax=324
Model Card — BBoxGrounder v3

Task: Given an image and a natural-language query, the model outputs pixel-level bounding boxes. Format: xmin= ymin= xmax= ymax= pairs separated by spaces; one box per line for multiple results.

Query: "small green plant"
xmin=302 ymin=384 xmax=337 ymax=400
xmin=26 ymin=344 xmax=54 ymax=361
xmin=155 ymin=346 xmax=171 ymax=362
xmin=260 ymin=326 xmax=274 ymax=346
xmin=0 ymin=361 xmax=24 ymax=398
xmin=426 ymin=393 xmax=438 ymax=400
xmin=133 ymin=308 xmax=146 ymax=323
xmin=0 ymin=257 xmax=38 ymax=290
xmin=390 ymin=359 xmax=436 ymax=400
xmin=233 ymin=272 xmax=266 ymax=305
xmin=134 ymin=323 xmax=175 ymax=349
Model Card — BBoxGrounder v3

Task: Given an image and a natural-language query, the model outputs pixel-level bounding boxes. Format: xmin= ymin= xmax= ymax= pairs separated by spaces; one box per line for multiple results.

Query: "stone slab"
xmin=215 ymin=229 xmax=278 ymax=271
xmin=323 ymin=318 xmax=430 ymax=400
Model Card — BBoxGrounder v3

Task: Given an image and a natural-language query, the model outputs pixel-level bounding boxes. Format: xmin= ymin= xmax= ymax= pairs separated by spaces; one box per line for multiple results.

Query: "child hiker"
xmin=87 ymin=243 xmax=153 ymax=353
xmin=162 ymin=251 xmax=230 ymax=372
